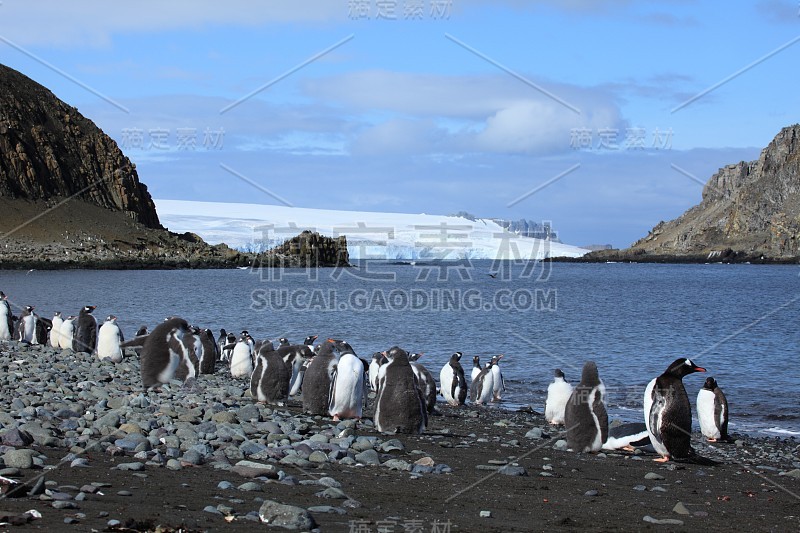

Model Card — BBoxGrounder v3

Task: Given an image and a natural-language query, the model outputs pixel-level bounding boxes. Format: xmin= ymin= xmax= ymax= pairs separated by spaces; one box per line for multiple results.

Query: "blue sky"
xmin=1 ymin=0 xmax=798 ymax=247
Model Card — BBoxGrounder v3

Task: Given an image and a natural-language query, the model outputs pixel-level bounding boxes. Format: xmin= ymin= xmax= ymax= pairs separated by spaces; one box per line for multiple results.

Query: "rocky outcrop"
xmin=254 ymin=230 xmax=349 ymax=268
xmin=592 ymin=125 xmax=800 ymax=261
xmin=0 ymin=63 xmax=160 ymax=228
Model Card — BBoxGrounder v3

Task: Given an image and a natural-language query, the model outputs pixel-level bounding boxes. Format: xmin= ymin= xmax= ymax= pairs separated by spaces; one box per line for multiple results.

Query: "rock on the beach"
xmin=673 ymin=502 xmax=690 ymax=515
xmin=480 ymin=510 xmax=492 ymax=518
xmin=354 ymin=449 xmax=381 ymax=466
xmin=1 ymin=428 xmax=34 ymax=447
xmin=499 ymin=465 xmax=527 ymax=476
xmin=554 ymin=439 xmax=567 ymax=450
xmin=645 ymin=472 xmax=665 ymax=480
xmin=780 ymin=469 xmax=800 ymax=479
xmin=259 ymin=500 xmax=317 ymax=530
xmin=525 ymin=428 xmax=544 ymax=439
xmin=643 ymin=516 xmax=684 ymax=526
xmin=3 ymin=449 xmax=37 ymax=469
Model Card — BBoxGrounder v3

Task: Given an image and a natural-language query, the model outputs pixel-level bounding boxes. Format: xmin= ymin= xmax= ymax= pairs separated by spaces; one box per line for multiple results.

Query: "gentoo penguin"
xmin=72 ymin=305 xmax=98 ymax=353
xmin=140 ymin=317 xmax=191 ymax=388
xmin=175 ymin=326 xmax=202 ymax=381
xmin=34 ymin=315 xmax=50 ymax=346
xmin=229 ymin=333 xmax=254 ymax=378
xmin=644 ymin=358 xmax=715 ymax=463
xmin=49 ymin=312 xmax=64 ymax=348
xmin=58 ymin=316 xmax=77 ymax=350
xmin=603 ymin=422 xmax=652 ymax=451
xmin=368 ymin=352 xmax=386 ymax=392
xmin=490 ymin=354 xmax=505 ymax=402
xmin=0 ymin=292 xmax=12 ymax=340
xmin=697 ymin=377 xmax=729 ymax=442
xmin=408 ymin=352 xmax=437 ymax=415
xmin=135 ymin=325 xmax=149 ymax=337
xmin=198 ymin=328 xmax=218 ymax=374
xmin=96 ymin=315 xmax=124 ymax=363
xmin=15 ymin=306 xmax=38 ymax=343
xmin=439 ymin=352 xmax=468 ymax=406
xmin=289 ymin=359 xmax=310 ymax=396
xmin=469 ymin=362 xmax=495 ymax=405
xmin=374 ymin=346 xmax=427 ymax=434
xmin=564 ymin=361 xmax=608 ymax=453
xmin=545 ymin=369 xmax=573 ymax=425
xmin=328 ymin=340 xmax=366 ymax=420
xmin=302 ymin=340 xmax=339 ymax=415
xmin=0 ymin=292 xmax=12 ymax=341
xmin=221 ymin=332 xmax=236 ymax=362
xmin=251 ymin=347 xmax=291 ymax=405
xmin=275 ymin=339 xmax=315 ymax=392
xmin=217 ymin=329 xmax=228 ymax=359
xmin=471 ymin=355 xmax=481 ymax=382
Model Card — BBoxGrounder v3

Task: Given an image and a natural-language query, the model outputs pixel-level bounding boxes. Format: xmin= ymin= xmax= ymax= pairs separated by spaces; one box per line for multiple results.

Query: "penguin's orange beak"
xmin=695 ymin=366 xmax=706 ymax=372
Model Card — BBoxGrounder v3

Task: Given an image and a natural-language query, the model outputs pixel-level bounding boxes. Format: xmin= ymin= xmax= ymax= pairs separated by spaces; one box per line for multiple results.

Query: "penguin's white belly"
xmin=697 ymin=389 xmax=720 ymax=439
xmin=330 ymin=354 xmax=364 ymax=418
xmin=230 ymin=344 xmax=253 ymax=378
xmin=545 ymin=380 xmax=573 ymax=424
xmin=58 ymin=322 xmax=75 ymax=349
xmin=368 ymin=362 xmax=380 ymax=391
xmin=21 ymin=316 xmax=35 ymax=342
xmin=157 ymin=349 xmax=182 ymax=384
xmin=97 ymin=325 xmax=123 ymax=362
xmin=587 ymin=384 xmax=606 ymax=452
xmin=491 ymin=366 xmax=504 ymax=399
xmin=255 ymin=358 xmax=270 ymax=402
xmin=477 ymin=373 xmax=494 ymax=404
xmin=471 ymin=367 xmax=480 ymax=382
xmin=0 ymin=307 xmax=11 ymax=340
xmin=439 ymin=365 xmax=454 ymax=404
xmin=49 ymin=317 xmax=63 ymax=347
xmin=643 ymin=378 xmax=669 ymax=457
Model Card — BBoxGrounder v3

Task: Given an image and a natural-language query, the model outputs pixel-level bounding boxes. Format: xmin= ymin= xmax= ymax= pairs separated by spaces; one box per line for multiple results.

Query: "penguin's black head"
xmin=227 ymin=333 xmax=236 ymax=341
xmin=279 ymin=337 xmax=289 ymax=345
xmin=409 ymin=352 xmax=423 ymax=362
xmin=580 ymin=360 xmax=601 ymax=386
xmin=304 ymin=335 xmax=318 ymax=345
xmin=371 ymin=352 xmax=382 ymax=362
xmin=220 ymin=328 xmax=227 ymax=335
xmin=490 ymin=354 xmax=503 ymax=365
xmin=383 ymin=346 xmax=408 ymax=362
xmin=473 ymin=355 xmax=480 ymax=364
xmin=554 ymin=368 xmax=565 ymax=379
xmin=0 ymin=291 xmax=5 ymax=298
xmin=453 ymin=351 xmax=463 ymax=360
xmin=703 ymin=377 xmax=718 ymax=390
xmin=665 ymin=358 xmax=706 ymax=378
xmin=25 ymin=305 xmax=34 ymax=312
xmin=84 ymin=305 xmax=96 ymax=313
xmin=106 ymin=315 xmax=117 ymax=322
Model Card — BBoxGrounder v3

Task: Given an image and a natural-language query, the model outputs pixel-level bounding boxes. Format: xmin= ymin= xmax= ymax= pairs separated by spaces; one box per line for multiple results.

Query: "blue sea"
xmin=3 ymin=261 xmax=799 ymax=437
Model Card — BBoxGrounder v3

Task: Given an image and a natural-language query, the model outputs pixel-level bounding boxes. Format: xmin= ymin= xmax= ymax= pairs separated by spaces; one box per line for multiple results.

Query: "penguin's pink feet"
xmin=654 ymin=456 xmax=670 ymax=463
xmin=622 ymin=445 xmax=636 ymax=452
xmin=707 ymin=438 xmax=718 ymax=443
xmin=332 ymin=415 xmax=340 ymax=421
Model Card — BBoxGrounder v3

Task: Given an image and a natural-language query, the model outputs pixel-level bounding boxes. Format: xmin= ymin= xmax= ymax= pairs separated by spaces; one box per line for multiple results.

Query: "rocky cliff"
xmin=584 ymin=125 xmax=800 ymax=262
xmin=0 ymin=64 xmax=161 ymax=228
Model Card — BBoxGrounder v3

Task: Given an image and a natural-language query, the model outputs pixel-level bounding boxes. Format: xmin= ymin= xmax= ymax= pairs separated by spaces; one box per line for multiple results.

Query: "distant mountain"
xmin=0 ymin=63 xmax=246 ymax=268
xmin=584 ymin=125 xmax=800 ymax=263
xmin=0 ymin=63 xmax=160 ymax=228
xmin=632 ymin=125 xmax=800 ymax=258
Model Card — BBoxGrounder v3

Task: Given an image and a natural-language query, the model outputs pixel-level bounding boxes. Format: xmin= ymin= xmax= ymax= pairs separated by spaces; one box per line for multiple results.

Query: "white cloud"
xmin=0 ymin=0 xmax=347 ymax=47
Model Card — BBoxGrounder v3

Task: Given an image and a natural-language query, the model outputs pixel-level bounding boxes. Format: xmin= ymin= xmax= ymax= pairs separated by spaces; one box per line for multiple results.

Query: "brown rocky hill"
xmin=584 ymin=124 xmax=800 ymax=262
xmin=0 ymin=63 xmax=160 ymax=228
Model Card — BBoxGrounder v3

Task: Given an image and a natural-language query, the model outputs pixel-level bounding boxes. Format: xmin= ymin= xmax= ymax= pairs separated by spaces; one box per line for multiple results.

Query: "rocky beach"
xmin=0 ymin=341 xmax=798 ymax=532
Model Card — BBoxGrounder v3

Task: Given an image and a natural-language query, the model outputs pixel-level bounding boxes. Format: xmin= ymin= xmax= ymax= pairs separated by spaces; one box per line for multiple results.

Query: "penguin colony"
xmin=0 ymin=291 xmax=730 ymax=451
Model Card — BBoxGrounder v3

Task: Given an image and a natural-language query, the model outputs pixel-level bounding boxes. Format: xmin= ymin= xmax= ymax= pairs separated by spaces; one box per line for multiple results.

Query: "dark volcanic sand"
xmin=1 ymin=402 xmax=799 ymax=533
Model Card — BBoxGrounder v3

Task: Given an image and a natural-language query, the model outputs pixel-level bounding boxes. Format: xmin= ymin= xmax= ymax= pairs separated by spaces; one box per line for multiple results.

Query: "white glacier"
xmin=155 ymin=199 xmax=589 ymax=261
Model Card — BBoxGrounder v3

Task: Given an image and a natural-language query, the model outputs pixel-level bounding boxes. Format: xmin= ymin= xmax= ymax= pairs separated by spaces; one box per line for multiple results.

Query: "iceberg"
xmin=155 ymin=199 xmax=589 ymax=261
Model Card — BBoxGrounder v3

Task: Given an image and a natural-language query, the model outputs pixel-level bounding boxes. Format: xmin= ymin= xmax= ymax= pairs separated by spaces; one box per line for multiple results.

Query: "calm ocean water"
xmin=2 ymin=261 xmax=799 ymax=437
